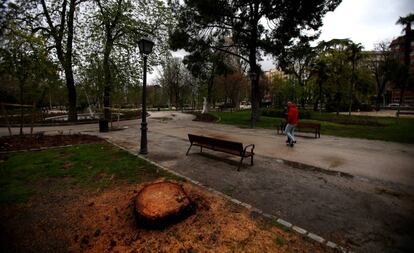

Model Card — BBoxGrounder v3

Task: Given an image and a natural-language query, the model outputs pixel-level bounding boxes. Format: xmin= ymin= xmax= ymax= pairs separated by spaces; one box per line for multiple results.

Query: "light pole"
xmin=138 ymin=38 xmax=154 ymax=155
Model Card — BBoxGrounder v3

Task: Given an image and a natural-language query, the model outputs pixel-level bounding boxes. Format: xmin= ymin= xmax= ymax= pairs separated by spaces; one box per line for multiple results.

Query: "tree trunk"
xmin=41 ymin=0 xmax=78 ymax=122
xmin=134 ymin=181 xmax=194 ymax=228
xmin=248 ymin=4 xmax=260 ymax=128
xmin=175 ymin=88 xmax=179 ymax=111
xmin=375 ymin=73 xmax=384 ymax=111
xmin=65 ymin=69 xmax=77 ymax=121
xmin=336 ymin=93 xmax=340 ymax=116
xmin=318 ymin=80 xmax=323 ymax=113
xmin=66 ymin=0 xmax=77 ymax=122
xmin=206 ymin=64 xmax=215 ymax=113
xmin=313 ymin=99 xmax=319 ymax=112
xmin=103 ymin=39 xmax=113 ymax=122
xmin=298 ymin=79 xmax=305 ymax=109
xmin=19 ymin=83 xmax=24 ymax=135
xmin=376 ymin=80 xmax=386 ymax=111
xmin=348 ymin=61 xmax=355 ymax=116
xmin=375 ymin=94 xmax=382 ymax=111
xmin=250 ymin=70 xmax=260 ymax=128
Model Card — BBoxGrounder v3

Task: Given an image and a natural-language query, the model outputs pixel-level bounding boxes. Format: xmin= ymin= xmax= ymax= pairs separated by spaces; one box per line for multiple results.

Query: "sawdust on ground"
xmin=1 ymin=180 xmax=335 ymax=253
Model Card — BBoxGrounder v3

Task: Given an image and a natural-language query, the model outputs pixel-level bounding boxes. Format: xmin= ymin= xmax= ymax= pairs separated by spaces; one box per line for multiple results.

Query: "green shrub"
xmin=261 ymin=108 xmax=286 ymax=118
xmin=325 ymin=101 xmax=373 ymax=112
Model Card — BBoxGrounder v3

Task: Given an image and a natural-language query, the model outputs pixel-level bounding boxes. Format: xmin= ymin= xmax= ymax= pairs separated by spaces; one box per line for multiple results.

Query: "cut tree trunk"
xmin=134 ymin=181 xmax=194 ymax=229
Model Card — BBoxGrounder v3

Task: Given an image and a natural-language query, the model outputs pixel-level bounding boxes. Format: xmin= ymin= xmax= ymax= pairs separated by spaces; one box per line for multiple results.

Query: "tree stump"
xmin=134 ymin=181 xmax=194 ymax=228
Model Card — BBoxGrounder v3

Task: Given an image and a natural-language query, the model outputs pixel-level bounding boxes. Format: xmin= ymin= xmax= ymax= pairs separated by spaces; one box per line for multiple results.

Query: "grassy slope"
xmin=211 ymin=111 xmax=414 ymax=143
xmin=0 ymin=143 xmax=181 ymax=203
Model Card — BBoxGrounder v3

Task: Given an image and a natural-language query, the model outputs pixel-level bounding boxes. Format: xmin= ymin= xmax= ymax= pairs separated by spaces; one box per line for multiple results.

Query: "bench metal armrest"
xmin=243 ymin=144 xmax=255 ymax=155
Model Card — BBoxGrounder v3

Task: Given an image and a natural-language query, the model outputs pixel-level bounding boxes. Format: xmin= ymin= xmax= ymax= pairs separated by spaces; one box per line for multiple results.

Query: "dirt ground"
xmin=0 ymin=135 xmax=335 ymax=253
xmin=0 ymin=180 xmax=335 ymax=253
xmin=192 ymin=113 xmax=219 ymax=123
xmin=140 ymin=133 xmax=414 ymax=253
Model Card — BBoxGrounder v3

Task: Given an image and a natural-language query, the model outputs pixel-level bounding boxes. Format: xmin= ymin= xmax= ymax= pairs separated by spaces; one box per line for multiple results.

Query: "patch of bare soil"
xmin=192 ymin=113 xmax=218 ymax=123
xmin=0 ymin=134 xmax=105 ymax=151
xmin=0 ymin=179 xmax=335 ymax=253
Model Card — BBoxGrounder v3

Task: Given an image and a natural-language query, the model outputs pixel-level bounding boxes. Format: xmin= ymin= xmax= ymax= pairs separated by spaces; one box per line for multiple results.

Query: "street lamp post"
xmin=138 ymin=38 xmax=154 ymax=155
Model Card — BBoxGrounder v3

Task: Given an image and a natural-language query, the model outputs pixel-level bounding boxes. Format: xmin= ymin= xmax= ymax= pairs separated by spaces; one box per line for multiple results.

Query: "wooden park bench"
xmin=186 ymin=134 xmax=255 ymax=171
xmin=277 ymin=121 xmax=321 ymax=138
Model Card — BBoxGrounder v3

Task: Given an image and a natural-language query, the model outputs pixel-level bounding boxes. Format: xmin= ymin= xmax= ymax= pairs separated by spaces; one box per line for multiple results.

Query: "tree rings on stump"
xmin=134 ymin=181 xmax=194 ymax=229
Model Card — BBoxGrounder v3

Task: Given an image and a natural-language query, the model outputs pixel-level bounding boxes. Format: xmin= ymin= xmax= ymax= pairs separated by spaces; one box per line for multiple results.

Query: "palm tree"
xmin=396 ymin=13 xmax=414 ymax=116
xmin=311 ymin=58 xmax=328 ymax=112
xmin=347 ymin=42 xmax=363 ymax=116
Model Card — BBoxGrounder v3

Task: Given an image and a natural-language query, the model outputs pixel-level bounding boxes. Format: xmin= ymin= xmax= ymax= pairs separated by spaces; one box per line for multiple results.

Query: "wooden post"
xmin=1 ymin=103 xmax=12 ymax=136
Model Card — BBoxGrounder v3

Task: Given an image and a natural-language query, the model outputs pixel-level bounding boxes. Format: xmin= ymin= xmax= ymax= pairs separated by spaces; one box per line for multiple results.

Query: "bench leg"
xmin=186 ymin=144 xmax=193 ymax=156
xmin=238 ymin=157 xmax=244 ymax=171
xmin=200 ymin=146 xmax=203 ymax=153
xmin=251 ymin=155 xmax=253 ymax=166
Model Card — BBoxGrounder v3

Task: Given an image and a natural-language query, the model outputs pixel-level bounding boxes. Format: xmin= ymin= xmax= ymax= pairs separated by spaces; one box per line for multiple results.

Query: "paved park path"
xmin=1 ymin=111 xmax=414 ymax=252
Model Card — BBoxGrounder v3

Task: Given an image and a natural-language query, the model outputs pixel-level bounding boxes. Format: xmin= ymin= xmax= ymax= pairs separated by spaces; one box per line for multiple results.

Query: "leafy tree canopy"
xmin=169 ymin=0 xmax=341 ymax=126
xmin=170 ymin=0 xmax=341 ymax=65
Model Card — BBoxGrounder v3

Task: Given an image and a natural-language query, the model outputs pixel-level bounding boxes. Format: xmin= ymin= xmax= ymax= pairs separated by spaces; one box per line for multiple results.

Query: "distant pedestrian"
xmin=285 ymin=101 xmax=298 ymax=147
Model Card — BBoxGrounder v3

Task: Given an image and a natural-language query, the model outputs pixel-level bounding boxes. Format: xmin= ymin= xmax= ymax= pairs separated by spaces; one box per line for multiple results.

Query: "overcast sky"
xmin=318 ymin=0 xmax=413 ymax=50
xmin=148 ymin=0 xmax=414 ymax=84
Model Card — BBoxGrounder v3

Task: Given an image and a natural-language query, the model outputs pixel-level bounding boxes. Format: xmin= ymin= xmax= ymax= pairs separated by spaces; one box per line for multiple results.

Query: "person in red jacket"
xmin=285 ymin=101 xmax=298 ymax=147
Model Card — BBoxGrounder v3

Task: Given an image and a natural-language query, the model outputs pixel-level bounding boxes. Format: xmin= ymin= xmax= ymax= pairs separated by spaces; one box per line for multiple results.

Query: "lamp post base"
xmin=139 ymin=122 xmax=148 ymax=155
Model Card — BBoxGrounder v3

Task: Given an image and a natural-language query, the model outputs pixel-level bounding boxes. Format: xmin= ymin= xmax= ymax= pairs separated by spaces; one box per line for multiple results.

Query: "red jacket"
xmin=287 ymin=103 xmax=299 ymax=125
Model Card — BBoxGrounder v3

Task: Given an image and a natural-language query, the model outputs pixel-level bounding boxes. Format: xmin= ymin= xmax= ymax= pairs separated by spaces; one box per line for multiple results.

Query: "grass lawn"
xmin=211 ymin=110 xmax=414 ymax=143
xmin=0 ymin=143 xmax=180 ymax=203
